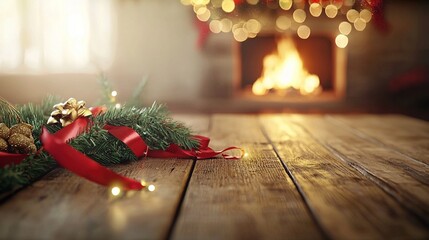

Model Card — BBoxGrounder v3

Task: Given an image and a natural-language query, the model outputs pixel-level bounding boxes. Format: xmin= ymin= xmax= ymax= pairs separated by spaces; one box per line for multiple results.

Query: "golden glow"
xmin=293 ymin=9 xmax=306 ymax=23
xmin=339 ymin=21 xmax=352 ymax=35
xmin=252 ymin=79 xmax=268 ymax=95
xmin=347 ymin=9 xmax=359 ymax=23
xmin=300 ymin=74 xmax=321 ymax=95
xmin=209 ymin=20 xmax=222 ymax=33
xmin=233 ymin=27 xmax=248 ymax=42
xmin=309 ymin=3 xmax=322 ymax=17
xmin=196 ymin=7 xmax=211 ymax=22
xmin=297 ymin=25 xmax=311 ymax=39
xmin=325 ymin=4 xmax=338 ymax=18
xmin=360 ymin=9 xmax=372 ymax=23
xmin=148 ymin=185 xmax=156 ymax=192
xmin=220 ymin=18 xmax=232 ymax=32
xmin=354 ymin=18 xmax=366 ymax=31
xmin=140 ymin=180 xmax=147 ymax=187
xmin=335 ymin=34 xmax=349 ymax=48
xmin=276 ymin=16 xmax=291 ymax=30
xmin=222 ymin=0 xmax=235 ymax=13
xmin=279 ymin=0 xmax=293 ymax=10
xmin=245 ymin=19 xmax=261 ymax=34
xmin=111 ymin=186 xmax=121 ymax=196
xmin=252 ymin=38 xmax=321 ymax=96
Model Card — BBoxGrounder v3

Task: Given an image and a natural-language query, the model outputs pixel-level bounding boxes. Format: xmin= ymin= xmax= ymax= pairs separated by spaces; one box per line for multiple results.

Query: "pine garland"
xmin=0 ymin=99 xmax=199 ymax=192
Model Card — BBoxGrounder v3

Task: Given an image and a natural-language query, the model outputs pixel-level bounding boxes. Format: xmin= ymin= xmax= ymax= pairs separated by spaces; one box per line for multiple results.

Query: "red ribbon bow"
xmin=1 ymin=108 xmax=243 ymax=190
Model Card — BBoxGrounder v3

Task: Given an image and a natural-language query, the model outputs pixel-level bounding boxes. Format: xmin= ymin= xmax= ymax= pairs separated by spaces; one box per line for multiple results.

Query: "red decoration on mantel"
xmin=362 ymin=0 xmax=389 ymax=33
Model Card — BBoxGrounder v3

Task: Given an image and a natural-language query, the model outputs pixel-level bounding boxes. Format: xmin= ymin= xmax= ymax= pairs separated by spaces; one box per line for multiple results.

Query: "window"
xmin=0 ymin=0 xmax=115 ymax=73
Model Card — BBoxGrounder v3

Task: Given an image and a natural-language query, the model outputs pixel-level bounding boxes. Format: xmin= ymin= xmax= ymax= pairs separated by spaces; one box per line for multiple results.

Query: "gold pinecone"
xmin=0 ymin=122 xmax=37 ymax=154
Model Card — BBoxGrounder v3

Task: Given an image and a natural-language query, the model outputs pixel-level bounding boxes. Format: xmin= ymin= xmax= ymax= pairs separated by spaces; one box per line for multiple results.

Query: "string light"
xmin=293 ymin=9 xmax=306 ymax=23
xmin=276 ymin=16 xmax=291 ymax=30
xmin=325 ymin=4 xmax=338 ymax=18
xmin=111 ymin=90 xmax=117 ymax=97
xmin=335 ymin=34 xmax=349 ymax=48
xmin=115 ymin=103 xmax=121 ymax=109
xmin=347 ymin=9 xmax=359 ymax=23
xmin=140 ymin=180 xmax=147 ymax=187
xmin=297 ymin=25 xmax=310 ymax=39
xmin=279 ymin=0 xmax=293 ymax=10
xmin=182 ymin=1 xmax=374 ymax=42
xmin=339 ymin=21 xmax=352 ymax=35
xmin=309 ymin=3 xmax=322 ymax=17
xmin=111 ymin=186 xmax=121 ymax=196
xmin=354 ymin=18 xmax=366 ymax=31
xmin=360 ymin=9 xmax=372 ymax=23
xmin=148 ymin=184 xmax=156 ymax=192
xmin=221 ymin=0 xmax=235 ymax=13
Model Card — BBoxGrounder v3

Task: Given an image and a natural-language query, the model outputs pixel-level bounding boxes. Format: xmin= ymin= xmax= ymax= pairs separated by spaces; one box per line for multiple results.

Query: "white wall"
xmin=0 ymin=0 xmax=225 ymax=106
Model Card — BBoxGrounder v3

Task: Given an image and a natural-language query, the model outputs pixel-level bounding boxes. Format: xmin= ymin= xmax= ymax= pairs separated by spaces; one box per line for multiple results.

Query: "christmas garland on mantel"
xmin=0 ymin=97 xmax=242 ymax=193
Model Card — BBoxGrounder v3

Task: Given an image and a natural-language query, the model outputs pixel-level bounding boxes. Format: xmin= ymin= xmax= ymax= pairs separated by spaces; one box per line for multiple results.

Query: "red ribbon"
xmin=0 ymin=106 xmax=243 ymax=190
xmin=40 ymin=117 xmax=242 ymax=190
xmin=1 ymin=108 xmax=243 ymax=190
xmin=0 ymin=152 xmax=28 ymax=168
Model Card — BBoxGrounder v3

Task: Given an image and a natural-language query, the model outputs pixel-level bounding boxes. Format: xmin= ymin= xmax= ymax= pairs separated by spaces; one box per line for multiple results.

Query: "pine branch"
xmin=1 ymin=99 xmax=199 ymax=192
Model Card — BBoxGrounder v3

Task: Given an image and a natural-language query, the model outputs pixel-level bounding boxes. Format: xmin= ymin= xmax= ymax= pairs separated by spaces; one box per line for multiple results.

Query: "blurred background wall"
xmin=0 ymin=0 xmax=428 ymax=115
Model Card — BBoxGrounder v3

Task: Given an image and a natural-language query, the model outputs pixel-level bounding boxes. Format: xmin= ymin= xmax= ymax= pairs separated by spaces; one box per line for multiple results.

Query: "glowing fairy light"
xmin=115 ymin=103 xmax=121 ymax=109
xmin=309 ymin=3 xmax=322 ymax=17
xmin=111 ymin=186 xmax=121 ymax=196
xmin=182 ymin=0 xmax=375 ymax=42
xmin=148 ymin=184 xmax=156 ymax=192
xmin=111 ymin=90 xmax=117 ymax=97
xmin=140 ymin=180 xmax=147 ymax=187
xmin=335 ymin=34 xmax=349 ymax=48
xmin=339 ymin=21 xmax=352 ymax=35
xmin=222 ymin=0 xmax=235 ymax=13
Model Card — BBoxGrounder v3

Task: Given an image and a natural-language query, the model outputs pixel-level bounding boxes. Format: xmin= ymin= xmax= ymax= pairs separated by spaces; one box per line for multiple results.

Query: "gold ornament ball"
xmin=0 ymin=123 xmax=10 ymax=139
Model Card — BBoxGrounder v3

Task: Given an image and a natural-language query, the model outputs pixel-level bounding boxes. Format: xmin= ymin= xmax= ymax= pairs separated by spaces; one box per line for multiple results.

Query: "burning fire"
xmin=252 ymin=38 xmax=322 ymax=96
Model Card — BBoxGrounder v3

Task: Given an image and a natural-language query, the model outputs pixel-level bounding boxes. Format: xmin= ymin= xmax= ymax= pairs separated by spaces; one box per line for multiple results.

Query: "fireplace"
xmin=234 ymin=34 xmax=346 ymax=102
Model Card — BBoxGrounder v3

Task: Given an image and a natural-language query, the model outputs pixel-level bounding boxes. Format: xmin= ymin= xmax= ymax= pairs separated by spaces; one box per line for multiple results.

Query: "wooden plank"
xmin=291 ymin=115 xmax=429 ymax=223
xmin=0 ymin=115 xmax=210 ymax=240
xmin=260 ymin=115 xmax=429 ymax=239
xmin=172 ymin=115 xmax=323 ymax=240
xmin=330 ymin=114 xmax=429 ymax=165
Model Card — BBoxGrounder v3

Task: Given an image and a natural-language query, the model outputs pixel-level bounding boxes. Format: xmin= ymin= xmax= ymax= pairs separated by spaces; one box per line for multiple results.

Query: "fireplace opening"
xmin=235 ymin=34 xmax=346 ymax=101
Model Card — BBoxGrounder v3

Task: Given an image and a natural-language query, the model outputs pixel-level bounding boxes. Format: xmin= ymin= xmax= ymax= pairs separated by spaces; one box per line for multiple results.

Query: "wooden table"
xmin=0 ymin=114 xmax=428 ymax=239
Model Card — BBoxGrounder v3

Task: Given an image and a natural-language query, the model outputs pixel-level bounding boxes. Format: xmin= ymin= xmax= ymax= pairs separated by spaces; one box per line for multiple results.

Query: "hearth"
xmin=234 ymin=34 xmax=346 ymax=102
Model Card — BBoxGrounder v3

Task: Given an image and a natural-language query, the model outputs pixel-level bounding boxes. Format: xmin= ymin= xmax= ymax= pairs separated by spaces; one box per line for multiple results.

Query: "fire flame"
xmin=252 ymin=38 xmax=322 ymax=96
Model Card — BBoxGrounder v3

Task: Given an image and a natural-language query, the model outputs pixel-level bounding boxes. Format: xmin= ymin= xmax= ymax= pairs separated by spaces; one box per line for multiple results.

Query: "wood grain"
xmin=0 ymin=115 xmax=210 ymax=240
xmin=291 ymin=115 xmax=429 ymax=224
xmin=329 ymin=114 xmax=429 ymax=165
xmin=172 ymin=115 xmax=323 ymax=240
xmin=260 ymin=114 xmax=429 ymax=239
